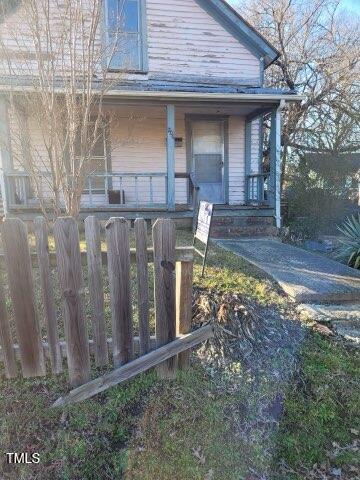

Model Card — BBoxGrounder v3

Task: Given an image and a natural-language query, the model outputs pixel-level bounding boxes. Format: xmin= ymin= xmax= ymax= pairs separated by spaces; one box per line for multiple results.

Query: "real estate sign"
xmin=194 ymin=201 xmax=214 ymax=276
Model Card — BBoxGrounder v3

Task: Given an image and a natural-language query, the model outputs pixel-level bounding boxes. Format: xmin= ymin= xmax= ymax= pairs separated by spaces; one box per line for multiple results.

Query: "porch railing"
xmin=246 ymin=173 xmax=269 ymax=205
xmin=4 ymin=171 xmax=168 ymax=210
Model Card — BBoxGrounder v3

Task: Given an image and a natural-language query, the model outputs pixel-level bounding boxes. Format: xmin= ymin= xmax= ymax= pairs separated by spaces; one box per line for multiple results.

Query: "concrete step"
xmin=210 ymin=215 xmax=276 ymax=238
xmin=300 ymin=304 xmax=360 ymax=343
xmin=211 ymin=216 xmax=274 ymax=227
xmin=211 ymin=225 xmax=278 ymax=238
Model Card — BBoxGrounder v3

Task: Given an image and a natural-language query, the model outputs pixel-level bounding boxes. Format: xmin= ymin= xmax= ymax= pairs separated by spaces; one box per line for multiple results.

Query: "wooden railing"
xmin=4 ymin=171 xmax=168 ymax=209
xmin=247 ymin=173 xmax=269 ymax=205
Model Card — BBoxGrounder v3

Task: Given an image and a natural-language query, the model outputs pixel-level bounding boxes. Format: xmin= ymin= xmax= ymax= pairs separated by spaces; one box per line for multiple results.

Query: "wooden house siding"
xmin=147 ymin=0 xmax=261 ymax=81
xmin=4 ymin=104 xmax=255 ymax=207
xmin=250 ymin=118 xmax=261 ymax=174
xmin=228 ymin=116 xmax=246 ymax=205
xmin=0 ymin=0 xmax=261 ymax=83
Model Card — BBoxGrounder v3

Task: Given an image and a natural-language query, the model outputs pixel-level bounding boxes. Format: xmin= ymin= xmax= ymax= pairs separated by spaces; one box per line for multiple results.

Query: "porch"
xmin=0 ymin=94 xmax=284 ymax=231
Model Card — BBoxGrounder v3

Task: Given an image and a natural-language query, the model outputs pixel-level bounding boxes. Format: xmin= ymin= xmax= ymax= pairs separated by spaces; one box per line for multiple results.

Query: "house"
xmin=0 ymin=0 xmax=303 ymax=236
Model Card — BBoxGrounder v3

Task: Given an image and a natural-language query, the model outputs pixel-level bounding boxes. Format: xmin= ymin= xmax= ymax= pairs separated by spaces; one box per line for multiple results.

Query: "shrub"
xmin=336 ymin=214 xmax=360 ymax=269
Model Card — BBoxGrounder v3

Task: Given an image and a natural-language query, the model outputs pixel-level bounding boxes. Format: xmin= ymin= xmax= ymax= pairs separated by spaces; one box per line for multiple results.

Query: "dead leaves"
xmin=192 ymin=446 xmax=206 ymax=465
xmin=192 ymin=446 xmax=215 ymax=480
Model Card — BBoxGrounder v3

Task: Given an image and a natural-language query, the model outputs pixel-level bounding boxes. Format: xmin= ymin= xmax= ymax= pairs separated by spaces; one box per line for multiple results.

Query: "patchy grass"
xmin=274 ymin=334 xmax=360 ymax=479
xmin=125 ymin=367 xmax=257 ymax=480
xmin=0 ymin=369 xmax=157 ymax=480
xmin=0 ymin=227 xmax=289 ymax=479
xmin=1 ymin=226 xmax=358 ymax=479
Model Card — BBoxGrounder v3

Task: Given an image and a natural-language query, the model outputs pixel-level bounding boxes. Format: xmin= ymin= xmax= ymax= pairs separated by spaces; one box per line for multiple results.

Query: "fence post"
xmin=53 ymin=217 xmax=90 ymax=387
xmin=176 ymin=260 xmax=193 ymax=370
xmin=105 ymin=217 xmax=133 ymax=367
xmin=134 ymin=218 xmax=150 ymax=355
xmin=152 ymin=218 xmax=176 ymax=378
xmin=34 ymin=217 xmax=62 ymax=374
xmin=2 ymin=219 xmax=45 ymax=377
xmin=84 ymin=216 xmax=109 ymax=367
xmin=0 ymin=277 xmax=17 ymax=378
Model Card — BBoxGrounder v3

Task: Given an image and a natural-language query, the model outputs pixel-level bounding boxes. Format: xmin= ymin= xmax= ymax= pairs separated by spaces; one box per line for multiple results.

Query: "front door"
xmin=191 ymin=120 xmax=225 ymax=204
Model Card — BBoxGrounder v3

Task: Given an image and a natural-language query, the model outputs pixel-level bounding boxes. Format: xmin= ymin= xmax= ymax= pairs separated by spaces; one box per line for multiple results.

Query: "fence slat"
xmin=105 ymin=217 xmax=133 ymax=367
xmin=2 ymin=219 xmax=45 ymax=377
xmin=152 ymin=219 xmax=176 ymax=378
xmin=134 ymin=219 xmax=150 ymax=355
xmin=176 ymin=260 xmax=194 ymax=370
xmin=53 ymin=325 xmax=214 ymax=407
xmin=53 ymin=217 xmax=90 ymax=387
xmin=0 ymin=278 xmax=17 ymax=378
xmin=84 ymin=216 xmax=109 ymax=367
xmin=34 ymin=217 xmax=62 ymax=374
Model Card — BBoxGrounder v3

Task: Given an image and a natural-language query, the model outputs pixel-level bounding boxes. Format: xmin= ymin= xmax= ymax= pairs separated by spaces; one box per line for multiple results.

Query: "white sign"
xmin=195 ymin=201 xmax=214 ymax=244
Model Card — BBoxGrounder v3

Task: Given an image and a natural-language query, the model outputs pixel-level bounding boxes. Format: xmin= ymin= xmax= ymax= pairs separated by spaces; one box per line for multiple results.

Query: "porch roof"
xmin=0 ymin=75 xmax=304 ymax=103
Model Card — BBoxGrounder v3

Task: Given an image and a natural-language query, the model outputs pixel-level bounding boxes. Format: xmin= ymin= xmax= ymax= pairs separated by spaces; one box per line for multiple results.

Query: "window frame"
xmin=104 ymin=0 xmax=148 ymax=73
xmin=77 ymin=120 xmax=112 ymax=195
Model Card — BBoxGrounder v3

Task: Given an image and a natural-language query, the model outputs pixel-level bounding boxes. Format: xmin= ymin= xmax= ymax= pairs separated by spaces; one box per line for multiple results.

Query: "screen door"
xmin=191 ymin=120 xmax=225 ymax=204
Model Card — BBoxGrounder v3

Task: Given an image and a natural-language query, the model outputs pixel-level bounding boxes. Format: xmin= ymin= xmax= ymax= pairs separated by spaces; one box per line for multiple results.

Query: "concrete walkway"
xmin=215 ymin=238 xmax=360 ymax=304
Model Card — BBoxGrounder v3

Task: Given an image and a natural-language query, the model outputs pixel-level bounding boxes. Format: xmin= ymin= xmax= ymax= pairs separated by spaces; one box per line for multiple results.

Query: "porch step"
xmin=210 ymin=215 xmax=277 ymax=238
xmin=211 ymin=225 xmax=278 ymax=238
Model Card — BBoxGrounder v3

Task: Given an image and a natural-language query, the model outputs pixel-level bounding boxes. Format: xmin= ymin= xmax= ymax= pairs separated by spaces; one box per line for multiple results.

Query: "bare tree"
xmin=235 ymin=0 xmax=360 ymax=188
xmin=0 ymin=0 xmax=129 ymax=217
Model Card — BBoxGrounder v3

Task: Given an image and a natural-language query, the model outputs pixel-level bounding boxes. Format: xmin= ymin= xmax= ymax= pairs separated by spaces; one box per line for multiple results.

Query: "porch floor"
xmin=8 ymin=204 xmax=275 ymax=222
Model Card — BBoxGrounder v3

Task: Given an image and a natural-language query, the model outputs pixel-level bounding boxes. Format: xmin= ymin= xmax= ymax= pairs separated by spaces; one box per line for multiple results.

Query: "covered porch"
xmin=0 ymin=90 xmax=291 ymax=228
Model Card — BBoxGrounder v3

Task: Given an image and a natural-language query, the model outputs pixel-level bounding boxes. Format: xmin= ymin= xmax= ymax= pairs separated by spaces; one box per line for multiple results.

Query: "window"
xmin=106 ymin=0 xmax=146 ymax=71
xmin=75 ymin=123 xmax=108 ymax=194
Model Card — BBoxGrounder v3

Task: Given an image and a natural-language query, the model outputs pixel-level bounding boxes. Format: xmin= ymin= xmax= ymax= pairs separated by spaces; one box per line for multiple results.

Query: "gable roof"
xmin=196 ymin=0 xmax=280 ymax=68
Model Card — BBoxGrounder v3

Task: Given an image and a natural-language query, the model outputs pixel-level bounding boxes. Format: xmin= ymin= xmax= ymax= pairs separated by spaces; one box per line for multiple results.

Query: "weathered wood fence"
xmin=0 ymin=216 xmax=209 ymax=391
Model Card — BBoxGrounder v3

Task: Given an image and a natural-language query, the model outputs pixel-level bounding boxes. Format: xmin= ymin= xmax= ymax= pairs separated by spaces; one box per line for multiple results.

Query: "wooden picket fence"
xmin=0 ymin=216 xmax=211 ymax=398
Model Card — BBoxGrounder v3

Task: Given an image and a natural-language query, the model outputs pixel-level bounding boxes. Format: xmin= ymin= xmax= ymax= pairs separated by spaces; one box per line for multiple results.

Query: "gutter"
xmin=0 ymin=84 xmax=305 ymax=103
xmin=103 ymin=90 xmax=305 ymax=103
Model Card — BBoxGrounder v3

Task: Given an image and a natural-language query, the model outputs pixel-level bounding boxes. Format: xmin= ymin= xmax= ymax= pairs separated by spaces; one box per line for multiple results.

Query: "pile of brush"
xmin=192 ymin=287 xmax=273 ymax=364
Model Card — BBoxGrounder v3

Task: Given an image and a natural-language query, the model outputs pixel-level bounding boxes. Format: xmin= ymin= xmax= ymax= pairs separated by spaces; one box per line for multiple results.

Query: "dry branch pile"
xmin=192 ymin=287 xmax=304 ymax=371
xmin=193 ymin=288 xmax=272 ymax=363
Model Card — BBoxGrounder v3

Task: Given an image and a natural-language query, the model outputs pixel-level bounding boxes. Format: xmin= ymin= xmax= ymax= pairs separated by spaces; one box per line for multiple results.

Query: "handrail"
xmin=189 ymin=172 xmax=200 ymax=190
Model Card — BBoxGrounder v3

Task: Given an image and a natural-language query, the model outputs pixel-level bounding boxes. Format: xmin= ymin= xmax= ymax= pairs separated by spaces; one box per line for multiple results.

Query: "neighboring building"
xmin=0 ymin=0 xmax=302 ymax=236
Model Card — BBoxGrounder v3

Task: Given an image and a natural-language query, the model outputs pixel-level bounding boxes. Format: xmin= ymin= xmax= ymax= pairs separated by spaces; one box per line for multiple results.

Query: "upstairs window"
xmin=105 ymin=0 xmax=147 ymax=72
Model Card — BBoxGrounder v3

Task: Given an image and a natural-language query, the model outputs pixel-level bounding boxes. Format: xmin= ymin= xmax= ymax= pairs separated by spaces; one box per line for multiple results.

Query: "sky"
xmin=340 ymin=0 xmax=360 ymax=13
xmin=228 ymin=0 xmax=360 ymax=14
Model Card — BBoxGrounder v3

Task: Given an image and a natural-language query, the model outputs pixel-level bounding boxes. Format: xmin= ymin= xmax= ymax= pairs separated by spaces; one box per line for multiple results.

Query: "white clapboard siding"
xmin=4 ymin=102 xmax=250 ymax=207
xmin=229 ymin=116 xmax=246 ymax=205
xmin=250 ymin=119 xmax=261 ymax=175
xmin=147 ymin=0 xmax=260 ymax=80
xmin=1 ymin=0 xmax=261 ymax=82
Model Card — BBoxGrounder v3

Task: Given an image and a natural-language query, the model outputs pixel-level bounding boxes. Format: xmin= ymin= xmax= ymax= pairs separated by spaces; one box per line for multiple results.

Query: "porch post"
xmin=269 ymin=105 xmax=282 ymax=228
xmin=244 ymin=119 xmax=252 ymax=203
xmin=166 ymin=104 xmax=175 ymax=211
xmin=0 ymin=95 xmax=12 ymax=217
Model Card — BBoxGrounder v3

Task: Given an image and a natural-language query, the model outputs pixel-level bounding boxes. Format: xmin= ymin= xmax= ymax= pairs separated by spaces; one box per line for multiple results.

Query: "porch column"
xmin=244 ymin=119 xmax=252 ymax=203
xmin=0 ymin=95 xmax=12 ymax=217
xmin=166 ymin=104 xmax=175 ymax=211
xmin=269 ymin=105 xmax=282 ymax=228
